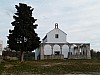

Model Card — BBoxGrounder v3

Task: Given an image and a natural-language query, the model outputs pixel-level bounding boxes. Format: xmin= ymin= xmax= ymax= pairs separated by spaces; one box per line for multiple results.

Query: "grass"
xmin=0 ymin=62 xmax=5 ymax=74
xmin=0 ymin=59 xmax=100 ymax=74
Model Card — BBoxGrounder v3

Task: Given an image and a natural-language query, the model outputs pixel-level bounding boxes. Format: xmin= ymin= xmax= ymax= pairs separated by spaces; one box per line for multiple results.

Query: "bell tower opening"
xmin=55 ymin=23 xmax=58 ymax=29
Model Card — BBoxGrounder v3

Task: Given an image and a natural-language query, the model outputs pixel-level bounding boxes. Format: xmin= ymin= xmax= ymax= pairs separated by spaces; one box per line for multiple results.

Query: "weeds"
xmin=0 ymin=59 xmax=100 ymax=74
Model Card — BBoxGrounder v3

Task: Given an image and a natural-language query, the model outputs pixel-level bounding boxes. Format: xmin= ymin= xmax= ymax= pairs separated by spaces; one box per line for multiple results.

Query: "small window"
xmin=54 ymin=51 xmax=60 ymax=55
xmin=55 ymin=34 xmax=59 ymax=38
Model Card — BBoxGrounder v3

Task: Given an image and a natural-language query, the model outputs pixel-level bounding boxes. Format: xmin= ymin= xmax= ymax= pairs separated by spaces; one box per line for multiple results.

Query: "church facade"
xmin=35 ymin=23 xmax=91 ymax=60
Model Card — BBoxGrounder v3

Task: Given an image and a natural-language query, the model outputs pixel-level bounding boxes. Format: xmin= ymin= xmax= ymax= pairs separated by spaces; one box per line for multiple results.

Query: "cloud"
xmin=34 ymin=0 xmax=100 ymax=49
xmin=0 ymin=0 xmax=100 ymax=51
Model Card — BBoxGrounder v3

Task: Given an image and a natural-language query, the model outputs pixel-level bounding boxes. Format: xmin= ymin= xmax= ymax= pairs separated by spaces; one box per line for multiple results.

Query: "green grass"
xmin=0 ymin=59 xmax=100 ymax=74
xmin=0 ymin=63 xmax=5 ymax=74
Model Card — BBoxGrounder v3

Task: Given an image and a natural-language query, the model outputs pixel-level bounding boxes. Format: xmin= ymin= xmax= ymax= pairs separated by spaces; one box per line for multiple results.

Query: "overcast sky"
xmin=0 ymin=0 xmax=100 ymax=51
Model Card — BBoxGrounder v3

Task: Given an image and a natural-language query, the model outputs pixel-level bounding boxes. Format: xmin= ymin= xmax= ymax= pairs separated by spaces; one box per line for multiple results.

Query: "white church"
xmin=35 ymin=23 xmax=91 ymax=60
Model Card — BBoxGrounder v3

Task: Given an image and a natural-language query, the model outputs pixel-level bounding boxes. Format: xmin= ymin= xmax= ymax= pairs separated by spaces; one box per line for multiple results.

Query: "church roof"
xmin=47 ymin=23 xmax=67 ymax=35
xmin=42 ymin=23 xmax=67 ymax=40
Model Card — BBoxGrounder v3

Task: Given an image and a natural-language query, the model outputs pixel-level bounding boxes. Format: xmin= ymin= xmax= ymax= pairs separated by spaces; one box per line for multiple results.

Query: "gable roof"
xmin=42 ymin=28 xmax=67 ymax=41
xmin=42 ymin=23 xmax=67 ymax=40
xmin=47 ymin=28 xmax=67 ymax=35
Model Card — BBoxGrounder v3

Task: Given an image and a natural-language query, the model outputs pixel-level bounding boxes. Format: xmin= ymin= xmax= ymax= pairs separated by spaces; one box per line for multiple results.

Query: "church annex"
xmin=35 ymin=23 xmax=91 ymax=60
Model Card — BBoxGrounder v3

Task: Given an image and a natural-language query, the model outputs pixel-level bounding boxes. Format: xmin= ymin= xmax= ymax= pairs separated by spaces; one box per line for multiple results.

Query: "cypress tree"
xmin=7 ymin=3 xmax=41 ymax=61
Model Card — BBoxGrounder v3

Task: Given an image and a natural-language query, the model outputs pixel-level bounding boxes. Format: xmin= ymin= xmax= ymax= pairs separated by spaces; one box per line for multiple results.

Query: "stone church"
xmin=35 ymin=23 xmax=91 ymax=60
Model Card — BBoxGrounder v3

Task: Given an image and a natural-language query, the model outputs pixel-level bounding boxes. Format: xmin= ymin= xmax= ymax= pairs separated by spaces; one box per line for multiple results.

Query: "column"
xmin=68 ymin=44 xmax=71 ymax=59
xmin=60 ymin=45 xmax=63 ymax=55
xmin=77 ymin=45 xmax=80 ymax=59
xmin=82 ymin=45 xmax=87 ymax=58
xmin=73 ymin=44 xmax=75 ymax=55
xmin=51 ymin=44 xmax=54 ymax=59
xmin=59 ymin=45 xmax=63 ymax=59
xmin=86 ymin=44 xmax=91 ymax=59
xmin=81 ymin=46 xmax=83 ymax=55
xmin=77 ymin=45 xmax=80 ymax=55
xmin=51 ymin=45 xmax=53 ymax=55
xmin=40 ymin=44 xmax=44 ymax=60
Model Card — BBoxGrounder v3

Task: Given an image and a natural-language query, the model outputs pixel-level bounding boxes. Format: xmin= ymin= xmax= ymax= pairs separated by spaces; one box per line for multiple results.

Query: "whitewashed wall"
xmin=62 ymin=45 xmax=69 ymax=58
xmin=44 ymin=45 xmax=52 ymax=55
xmin=43 ymin=44 xmax=70 ymax=58
xmin=42 ymin=26 xmax=69 ymax=58
xmin=53 ymin=45 xmax=60 ymax=54
xmin=46 ymin=28 xmax=67 ymax=43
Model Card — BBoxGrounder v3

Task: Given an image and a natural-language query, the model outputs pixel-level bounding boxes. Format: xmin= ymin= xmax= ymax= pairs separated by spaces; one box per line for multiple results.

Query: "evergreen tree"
xmin=7 ymin=3 xmax=41 ymax=61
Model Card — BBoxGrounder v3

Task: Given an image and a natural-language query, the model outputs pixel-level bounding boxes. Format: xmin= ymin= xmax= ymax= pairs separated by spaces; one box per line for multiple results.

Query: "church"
xmin=35 ymin=23 xmax=91 ymax=60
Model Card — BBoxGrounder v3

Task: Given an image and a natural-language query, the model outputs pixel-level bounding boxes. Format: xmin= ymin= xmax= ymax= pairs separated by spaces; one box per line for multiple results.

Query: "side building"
xmin=35 ymin=23 xmax=91 ymax=60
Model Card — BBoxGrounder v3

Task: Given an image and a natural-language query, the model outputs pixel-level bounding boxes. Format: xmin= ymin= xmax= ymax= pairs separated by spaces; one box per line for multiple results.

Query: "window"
xmin=55 ymin=34 xmax=59 ymax=38
xmin=54 ymin=51 xmax=60 ymax=55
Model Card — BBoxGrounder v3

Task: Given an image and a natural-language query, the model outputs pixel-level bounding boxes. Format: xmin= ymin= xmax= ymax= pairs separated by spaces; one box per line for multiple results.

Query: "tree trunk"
xmin=21 ymin=51 xmax=24 ymax=62
xmin=0 ymin=55 xmax=2 ymax=63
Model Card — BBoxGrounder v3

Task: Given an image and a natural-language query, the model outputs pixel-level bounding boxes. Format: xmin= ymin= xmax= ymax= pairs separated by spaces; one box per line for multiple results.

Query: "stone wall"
xmin=44 ymin=55 xmax=64 ymax=59
xmin=68 ymin=55 xmax=89 ymax=59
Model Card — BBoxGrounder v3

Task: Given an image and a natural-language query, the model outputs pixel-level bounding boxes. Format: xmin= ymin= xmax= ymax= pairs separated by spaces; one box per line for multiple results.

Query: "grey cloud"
xmin=0 ymin=0 xmax=100 ymax=51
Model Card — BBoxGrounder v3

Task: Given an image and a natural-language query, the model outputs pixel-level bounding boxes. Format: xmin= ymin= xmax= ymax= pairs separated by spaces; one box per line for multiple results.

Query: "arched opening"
xmin=62 ymin=45 xmax=69 ymax=58
xmin=53 ymin=45 xmax=60 ymax=55
xmin=44 ymin=45 xmax=52 ymax=55
xmin=70 ymin=45 xmax=74 ymax=55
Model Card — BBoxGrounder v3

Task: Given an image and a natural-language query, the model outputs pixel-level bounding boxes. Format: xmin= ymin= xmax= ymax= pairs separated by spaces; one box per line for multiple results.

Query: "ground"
xmin=0 ymin=59 xmax=100 ymax=75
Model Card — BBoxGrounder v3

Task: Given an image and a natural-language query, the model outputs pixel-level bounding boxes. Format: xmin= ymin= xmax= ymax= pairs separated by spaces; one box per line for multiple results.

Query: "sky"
xmin=0 ymin=0 xmax=100 ymax=51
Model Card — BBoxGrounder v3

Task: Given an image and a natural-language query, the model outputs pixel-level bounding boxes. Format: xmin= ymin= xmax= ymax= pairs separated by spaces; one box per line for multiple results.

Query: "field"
xmin=0 ymin=59 xmax=100 ymax=75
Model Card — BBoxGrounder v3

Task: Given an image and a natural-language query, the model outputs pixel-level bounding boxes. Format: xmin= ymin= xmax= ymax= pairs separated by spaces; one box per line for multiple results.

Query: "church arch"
xmin=44 ymin=45 xmax=52 ymax=55
xmin=70 ymin=45 xmax=74 ymax=54
xmin=53 ymin=44 xmax=60 ymax=55
xmin=62 ymin=45 xmax=69 ymax=58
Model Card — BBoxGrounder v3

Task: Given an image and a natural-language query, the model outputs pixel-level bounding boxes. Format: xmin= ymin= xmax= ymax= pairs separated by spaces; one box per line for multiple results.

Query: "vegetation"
xmin=90 ymin=49 xmax=100 ymax=59
xmin=7 ymin=3 xmax=40 ymax=62
xmin=2 ymin=50 xmax=35 ymax=61
xmin=0 ymin=59 xmax=100 ymax=74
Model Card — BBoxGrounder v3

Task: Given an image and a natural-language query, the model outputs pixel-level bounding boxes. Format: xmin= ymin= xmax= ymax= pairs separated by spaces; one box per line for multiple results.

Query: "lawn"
xmin=0 ymin=59 xmax=100 ymax=75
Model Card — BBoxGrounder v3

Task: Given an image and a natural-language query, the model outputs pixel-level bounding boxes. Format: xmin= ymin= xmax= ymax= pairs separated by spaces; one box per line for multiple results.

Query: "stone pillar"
xmin=86 ymin=44 xmax=91 ymax=59
xmin=60 ymin=45 xmax=63 ymax=55
xmin=73 ymin=48 xmax=75 ymax=55
xmin=40 ymin=44 xmax=44 ymax=60
xmin=68 ymin=44 xmax=71 ymax=59
xmin=84 ymin=46 xmax=87 ymax=55
xmin=81 ymin=46 xmax=83 ymax=55
xmin=73 ymin=44 xmax=76 ymax=55
xmin=51 ymin=44 xmax=54 ymax=59
xmin=51 ymin=45 xmax=53 ymax=55
xmin=77 ymin=45 xmax=80 ymax=59
xmin=60 ymin=46 xmax=62 ymax=59
xmin=83 ymin=45 xmax=87 ymax=59
xmin=77 ymin=45 xmax=80 ymax=55
xmin=60 ymin=47 xmax=62 ymax=55
xmin=50 ymin=44 xmax=54 ymax=55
